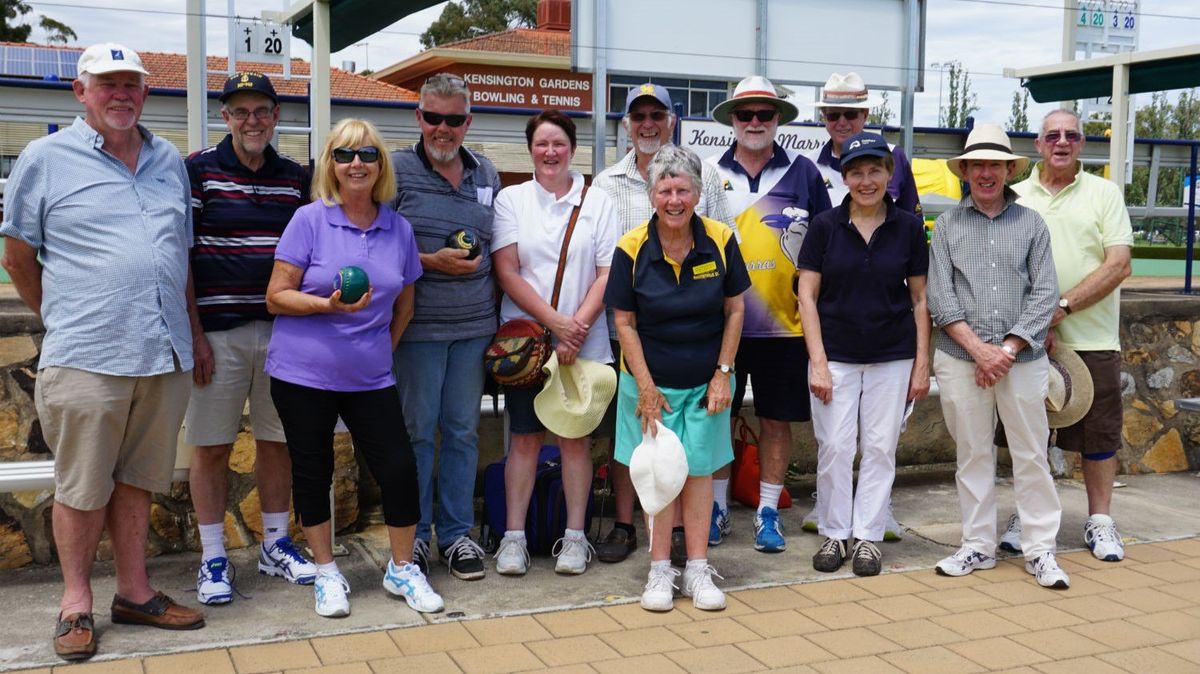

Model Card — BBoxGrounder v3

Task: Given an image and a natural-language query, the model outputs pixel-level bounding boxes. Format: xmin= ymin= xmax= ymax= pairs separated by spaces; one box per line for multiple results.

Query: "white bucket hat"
xmin=947 ymin=123 xmax=1030 ymax=179
xmin=1046 ymin=347 xmax=1095 ymax=429
xmin=628 ymin=421 xmax=688 ymax=517
xmin=533 ymin=354 xmax=617 ymax=439
xmin=812 ymin=72 xmax=880 ymax=109
xmin=711 ymin=75 xmax=799 ymax=126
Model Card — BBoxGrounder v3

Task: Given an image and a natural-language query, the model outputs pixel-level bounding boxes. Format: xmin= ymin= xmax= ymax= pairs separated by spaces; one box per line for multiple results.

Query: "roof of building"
xmin=436 ymin=28 xmax=570 ymax=58
xmin=0 ymin=42 xmax=418 ymax=102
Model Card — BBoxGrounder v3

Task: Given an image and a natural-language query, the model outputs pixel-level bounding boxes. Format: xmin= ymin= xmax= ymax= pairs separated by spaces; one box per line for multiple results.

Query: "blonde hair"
xmin=312 ymin=118 xmax=396 ymax=205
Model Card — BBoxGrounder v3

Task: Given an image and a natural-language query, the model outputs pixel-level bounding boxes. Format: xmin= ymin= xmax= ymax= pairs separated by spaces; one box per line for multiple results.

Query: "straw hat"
xmin=811 ymin=72 xmax=881 ymax=109
xmin=1046 ymin=347 xmax=1094 ymax=429
xmin=711 ymin=75 xmax=799 ymax=126
xmin=947 ymin=123 xmax=1029 ymax=179
xmin=533 ymin=354 xmax=617 ymax=439
xmin=628 ymin=421 xmax=688 ymax=517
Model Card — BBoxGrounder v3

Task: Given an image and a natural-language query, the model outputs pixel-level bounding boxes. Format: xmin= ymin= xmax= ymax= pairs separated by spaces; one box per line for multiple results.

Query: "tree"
xmin=1007 ymin=89 xmax=1030 ymax=132
xmin=39 ymin=16 xmax=75 ymax=44
xmin=420 ymin=0 xmax=537 ymax=49
xmin=1 ymin=1 xmax=75 ymax=43
xmin=941 ymin=61 xmax=978 ymax=128
xmin=868 ymin=91 xmax=893 ymax=126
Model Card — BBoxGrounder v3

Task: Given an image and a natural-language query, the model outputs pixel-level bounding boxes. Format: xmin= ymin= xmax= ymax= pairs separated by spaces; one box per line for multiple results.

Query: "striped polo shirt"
xmin=186 ymin=135 xmax=309 ymax=332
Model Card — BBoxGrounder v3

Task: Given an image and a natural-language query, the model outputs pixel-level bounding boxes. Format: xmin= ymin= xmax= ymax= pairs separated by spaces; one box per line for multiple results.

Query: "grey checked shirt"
xmin=593 ymin=149 xmax=734 ymax=234
xmin=927 ymin=188 xmax=1057 ymax=363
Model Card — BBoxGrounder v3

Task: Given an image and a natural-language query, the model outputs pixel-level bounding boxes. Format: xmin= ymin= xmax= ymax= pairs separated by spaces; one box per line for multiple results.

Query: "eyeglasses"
xmin=629 ymin=110 xmax=669 ymax=123
xmin=823 ymin=110 xmax=861 ymax=123
xmin=228 ymin=106 xmax=275 ymax=121
xmin=331 ymin=146 xmax=380 ymax=164
xmin=1043 ymin=130 xmax=1083 ymax=144
xmin=732 ymin=109 xmax=778 ymax=123
xmin=419 ymin=109 xmax=469 ymax=128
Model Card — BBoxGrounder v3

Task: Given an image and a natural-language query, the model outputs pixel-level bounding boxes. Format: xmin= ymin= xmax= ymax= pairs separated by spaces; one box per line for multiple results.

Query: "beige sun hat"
xmin=628 ymin=420 xmax=689 ymax=517
xmin=811 ymin=72 xmax=881 ymax=109
xmin=533 ymin=353 xmax=617 ymax=439
xmin=711 ymin=75 xmax=799 ymax=126
xmin=1046 ymin=347 xmax=1095 ymax=429
xmin=947 ymin=123 xmax=1030 ymax=179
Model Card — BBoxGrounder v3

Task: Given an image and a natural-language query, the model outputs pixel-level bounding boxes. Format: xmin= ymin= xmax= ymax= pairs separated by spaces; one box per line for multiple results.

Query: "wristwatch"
xmin=1001 ymin=344 xmax=1016 ymax=357
xmin=716 ymin=363 xmax=735 ymax=375
xmin=1058 ymin=297 xmax=1072 ymax=315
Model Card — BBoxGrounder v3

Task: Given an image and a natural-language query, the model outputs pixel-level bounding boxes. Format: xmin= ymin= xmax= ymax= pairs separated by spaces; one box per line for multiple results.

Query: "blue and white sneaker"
xmin=1085 ymin=514 xmax=1125 ymax=562
xmin=314 ymin=571 xmax=350 ymax=618
xmin=935 ymin=546 xmax=996 ymax=577
xmin=753 ymin=507 xmax=786 ymax=553
xmin=196 ymin=557 xmax=233 ymax=605
xmin=383 ymin=559 xmax=445 ymax=613
xmin=709 ymin=502 xmax=730 ymax=546
xmin=258 ymin=536 xmax=317 ymax=585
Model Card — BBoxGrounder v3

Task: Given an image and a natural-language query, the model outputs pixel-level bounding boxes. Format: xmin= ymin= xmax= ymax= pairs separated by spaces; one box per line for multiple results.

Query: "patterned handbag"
xmin=485 ymin=187 xmax=589 ymax=388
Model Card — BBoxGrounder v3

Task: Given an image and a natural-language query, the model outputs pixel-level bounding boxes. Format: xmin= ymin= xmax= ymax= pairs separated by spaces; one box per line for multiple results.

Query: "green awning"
xmin=291 ymin=0 xmax=444 ymax=53
xmin=1022 ymin=53 xmax=1200 ymax=103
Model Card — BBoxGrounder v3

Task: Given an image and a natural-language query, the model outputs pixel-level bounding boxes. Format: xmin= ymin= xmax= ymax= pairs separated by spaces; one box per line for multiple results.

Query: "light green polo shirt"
xmin=1013 ymin=162 xmax=1133 ymax=351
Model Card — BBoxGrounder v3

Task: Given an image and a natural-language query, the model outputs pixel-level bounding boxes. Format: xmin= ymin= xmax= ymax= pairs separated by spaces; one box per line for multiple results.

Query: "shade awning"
xmin=290 ymin=0 xmax=444 ymax=53
xmin=1009 ymin=44 xmax=1200 ymax=103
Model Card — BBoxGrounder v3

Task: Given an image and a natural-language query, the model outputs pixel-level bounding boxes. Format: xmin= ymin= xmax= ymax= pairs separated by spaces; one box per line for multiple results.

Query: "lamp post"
xmin=930 ymin=61 xmax=949 ymax=127
xmin=354 ymin=41 xmax=369 ymax=72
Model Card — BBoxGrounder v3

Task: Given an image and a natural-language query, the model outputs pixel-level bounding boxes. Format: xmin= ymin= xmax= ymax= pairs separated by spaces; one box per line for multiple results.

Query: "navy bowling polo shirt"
xmin=795 ymin=196 xmax=929 ymax=363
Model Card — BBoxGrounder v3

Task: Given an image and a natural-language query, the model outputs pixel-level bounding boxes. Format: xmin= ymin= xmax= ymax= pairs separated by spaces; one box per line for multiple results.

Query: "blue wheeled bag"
xmin=478 ymin=445 xmax=594 ymax=555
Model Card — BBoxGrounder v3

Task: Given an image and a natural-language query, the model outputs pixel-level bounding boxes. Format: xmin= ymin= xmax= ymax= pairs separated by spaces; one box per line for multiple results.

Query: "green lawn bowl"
xmin=445 ymin=229 xmax=481 ymax=260
xmin=333 ymin=265 xmax=369 ymax=304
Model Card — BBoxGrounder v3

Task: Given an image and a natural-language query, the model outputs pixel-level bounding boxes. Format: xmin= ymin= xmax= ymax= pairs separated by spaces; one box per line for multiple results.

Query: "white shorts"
xmin=184 ymin=320 xmax=285 ymax=446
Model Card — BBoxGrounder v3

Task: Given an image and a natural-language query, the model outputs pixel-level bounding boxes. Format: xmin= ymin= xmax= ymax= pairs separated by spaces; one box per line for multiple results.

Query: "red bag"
xmin=730 ymin=417 xmax=792 ymax=509
xmin=484 ymin=319 xmax=552 ymax=388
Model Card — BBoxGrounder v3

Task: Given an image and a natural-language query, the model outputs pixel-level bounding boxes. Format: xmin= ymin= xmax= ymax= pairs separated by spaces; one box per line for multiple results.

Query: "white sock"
xmin=650 ymin=559 xmax=671 ymax=571
xmin=712 ymin=479 xmax=729 ymax=512
xmin=758 ymin=482 xmax=783 ymax=513
xmin=503 ymin=530 xmax=526 ymax=540
xmin=199 ymin=522 xmax=225 ymax=561
xmin=685 ymin=558 xmax=709 ymax=573
xmin=564 ymin=528 xmax=585 ymax=540
xmin=316 ymin=560 xmax=340 ymax=577
xmin=261 ymin=511 xmax=289 ymax=548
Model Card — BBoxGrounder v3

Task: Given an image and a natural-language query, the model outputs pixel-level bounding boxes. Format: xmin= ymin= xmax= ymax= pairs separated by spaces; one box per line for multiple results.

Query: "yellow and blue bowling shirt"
xmin=604 ymin=214 xmax=751 ymax=389
xmin=708 ymin=142 xmax=832 ymax=338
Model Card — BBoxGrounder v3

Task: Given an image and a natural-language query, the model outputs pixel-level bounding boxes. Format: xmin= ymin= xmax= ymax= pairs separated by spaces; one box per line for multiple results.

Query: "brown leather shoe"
xmin=111 ymin=592 xmax=205 ymax=630
xmin=54 ymin=612 xmax=97 ymax=661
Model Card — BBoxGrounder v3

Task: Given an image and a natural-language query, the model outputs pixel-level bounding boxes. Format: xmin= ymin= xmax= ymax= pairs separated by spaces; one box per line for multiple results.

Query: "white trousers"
xmin=933 ymin=351 xmax=1061 ymax=559
xmin=811 ymin=359 xmax=912 ymax=542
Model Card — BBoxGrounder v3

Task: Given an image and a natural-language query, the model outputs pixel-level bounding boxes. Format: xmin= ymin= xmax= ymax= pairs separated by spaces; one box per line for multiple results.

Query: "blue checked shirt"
xmin=0 ymin=117 xmax=193 ymax=375
xmin=927 ymin=188 xmax=1057 ymax=363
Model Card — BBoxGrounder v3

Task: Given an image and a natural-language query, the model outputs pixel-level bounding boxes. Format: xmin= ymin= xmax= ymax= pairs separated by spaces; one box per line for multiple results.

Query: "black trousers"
xmin=270 ymin=377 xmax=419 ymax=528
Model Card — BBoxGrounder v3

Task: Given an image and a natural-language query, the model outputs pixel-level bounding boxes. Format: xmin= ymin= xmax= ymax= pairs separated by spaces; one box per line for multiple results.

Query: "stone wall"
xmin=1 ymin=291 xmax=1198 ymax=568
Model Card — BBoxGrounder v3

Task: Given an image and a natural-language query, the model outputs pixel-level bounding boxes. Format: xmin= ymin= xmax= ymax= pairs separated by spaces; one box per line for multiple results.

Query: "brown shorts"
xmin=35 ymin=366 xmax=191 ymax=510
xmin=994 ymin=350 xmax=1122 ymax=456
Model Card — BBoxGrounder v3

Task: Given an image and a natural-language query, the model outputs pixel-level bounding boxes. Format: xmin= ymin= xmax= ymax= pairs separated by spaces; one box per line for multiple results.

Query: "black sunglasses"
xmin=1043 ymin=130 xmax=1083 ymax=144
xmin=732 ymin=109 xmax=778 ymax=123
xmin=629 ymin=110 xmax=669 ymax=123
xmin=824 ymin=110 xmax=862 ymax=122
xmin=419 ymin=109 xmax=469 ymax=128
xmin=331 ymin=146 xmax=380 ymax=164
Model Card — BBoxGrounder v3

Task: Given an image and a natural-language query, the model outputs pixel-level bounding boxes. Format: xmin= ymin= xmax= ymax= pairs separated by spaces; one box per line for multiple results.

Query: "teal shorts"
xmin=614 ymin=371 xmax=734 ymax=477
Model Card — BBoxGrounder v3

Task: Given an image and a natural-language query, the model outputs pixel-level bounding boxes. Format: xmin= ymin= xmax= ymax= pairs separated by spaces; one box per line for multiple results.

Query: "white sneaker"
xmin=1026 ymin=552 xmax=1071 ymax=589
xmin=313 ymin=571 xmax=351 ymax=618
xmin=999 ymin=514 xmax=1023 ymax=554
xmin=383 ymin=559 xmax=445 ymax=613
xmin=1085 ymin=514 xmax=1125 ymax=562
xmin=884 ymin=502 xmax=904 ymax=542
xmin=494 ymin=533 xmax=529 ymax=576
xmin=935 ymin=546 xmax=996 ymax=577
xmin=640 ymin=564 xmax=680 ymax=612
xmin=682 ymin=563 xmax=726 ymax=611
xmin=259 ymin=536 xmax=318 ymax=585
xmin=196 ymin=557 xmax=234 ymax=605
xmin=552 ymin=532 xmax=595 ymax=575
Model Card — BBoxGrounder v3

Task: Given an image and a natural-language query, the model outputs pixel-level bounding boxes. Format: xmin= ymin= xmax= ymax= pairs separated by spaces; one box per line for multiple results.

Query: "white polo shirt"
xmin=493 ymin=171 xmax=617 ymax=363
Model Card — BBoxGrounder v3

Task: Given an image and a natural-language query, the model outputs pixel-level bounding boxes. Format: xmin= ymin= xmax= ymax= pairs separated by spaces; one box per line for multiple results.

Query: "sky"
xmin=15 ymin=0 xmax=1200 ymax=127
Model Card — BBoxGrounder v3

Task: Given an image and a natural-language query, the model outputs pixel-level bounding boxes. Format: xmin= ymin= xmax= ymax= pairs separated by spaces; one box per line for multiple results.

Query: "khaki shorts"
xmin=184 ymin=320 xmax=285 ymax=446
xmin=36 ymin=365 xmax=191 ymax=510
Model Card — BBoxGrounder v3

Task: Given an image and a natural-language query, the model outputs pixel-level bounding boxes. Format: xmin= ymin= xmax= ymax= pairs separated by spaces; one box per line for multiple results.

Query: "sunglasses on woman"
xmin=823 ymin=110 xmax=861 ymax=122
xmin=331 ymin=146 xmax=380 ymax=164
xmin=732 ymin=109 xmax=778 ymax=123
xmin=419 ymin=109 xmax=469 ymax=128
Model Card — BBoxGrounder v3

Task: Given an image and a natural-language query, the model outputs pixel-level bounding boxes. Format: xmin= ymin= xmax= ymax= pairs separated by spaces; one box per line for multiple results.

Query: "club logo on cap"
xmin=848 ymin=140 xmax=862 ymax=150
xmin=110 ymin=49 xmax=124 ymax=60
xmin=640 ymin=84 xmax=655 ymax=95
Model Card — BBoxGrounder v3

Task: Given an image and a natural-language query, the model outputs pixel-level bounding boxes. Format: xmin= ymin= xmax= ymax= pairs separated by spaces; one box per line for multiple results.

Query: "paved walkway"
xmin=15 ymin=536 xmax=1200 ymax=673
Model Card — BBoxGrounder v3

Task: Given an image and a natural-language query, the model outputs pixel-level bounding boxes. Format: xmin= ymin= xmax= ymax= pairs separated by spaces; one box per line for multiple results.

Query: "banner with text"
xmin=680 ymin=120 xmax=829 ymax=161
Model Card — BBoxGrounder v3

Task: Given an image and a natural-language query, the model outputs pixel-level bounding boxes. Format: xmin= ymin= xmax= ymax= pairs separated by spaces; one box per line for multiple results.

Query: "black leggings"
xmin=270 ymin=377 xmax=419 ymax=528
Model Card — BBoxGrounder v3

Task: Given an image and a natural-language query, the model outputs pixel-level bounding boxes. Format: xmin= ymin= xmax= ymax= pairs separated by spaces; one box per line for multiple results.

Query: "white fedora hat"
xmin=711 ymin=75 xmax=799 ymax=126
xmin=947 ymin=123 xmax=1030 ymax=179
xmin=1046 ymin=347 xmax=1095 ymax=429
xmin=628 ymin=420 xmax=689 ymax=517
xmin=533 ymin=354 xmax=617 ymax=439
xmin=812 ymin=72 xmax=881 ymax=110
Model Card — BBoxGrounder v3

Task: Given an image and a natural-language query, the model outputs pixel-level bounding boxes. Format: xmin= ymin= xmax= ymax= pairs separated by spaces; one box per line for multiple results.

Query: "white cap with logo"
xmin=77 ymin=43 xmax=149 ymax=77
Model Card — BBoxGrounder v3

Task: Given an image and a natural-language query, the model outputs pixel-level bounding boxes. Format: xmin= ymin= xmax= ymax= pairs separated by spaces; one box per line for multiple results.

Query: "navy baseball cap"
xmin=220 ymin=72 xmax=279 ymax=104
xmin=624 ymin=83 xmax=672 ymax=114
xmin=840 ymin=131 xmax=889 ymax=165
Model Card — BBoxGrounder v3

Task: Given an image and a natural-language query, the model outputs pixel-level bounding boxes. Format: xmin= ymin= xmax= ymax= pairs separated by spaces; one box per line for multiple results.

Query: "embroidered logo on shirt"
xmin=692 ymin=260 xmax=718 ymax=280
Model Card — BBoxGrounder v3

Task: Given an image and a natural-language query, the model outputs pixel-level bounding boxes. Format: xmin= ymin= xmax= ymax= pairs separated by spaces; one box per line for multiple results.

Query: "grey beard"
xmin=426 ymin=144 xmax=459 ymax=163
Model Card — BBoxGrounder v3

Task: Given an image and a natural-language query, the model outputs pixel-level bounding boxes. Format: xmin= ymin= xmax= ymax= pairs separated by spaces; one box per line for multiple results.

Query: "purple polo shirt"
xmin=265 ymin=201 xmax=422 ymax=391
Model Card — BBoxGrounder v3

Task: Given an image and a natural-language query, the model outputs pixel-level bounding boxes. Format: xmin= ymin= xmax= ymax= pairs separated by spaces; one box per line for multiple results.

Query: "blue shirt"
xmin=0 ymin=117 xmax=193 ymax=376
xmin=796 ymin=196 xmax=928 ymax=363
xmin=265 ymin=202 xmax=423 ymax=392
